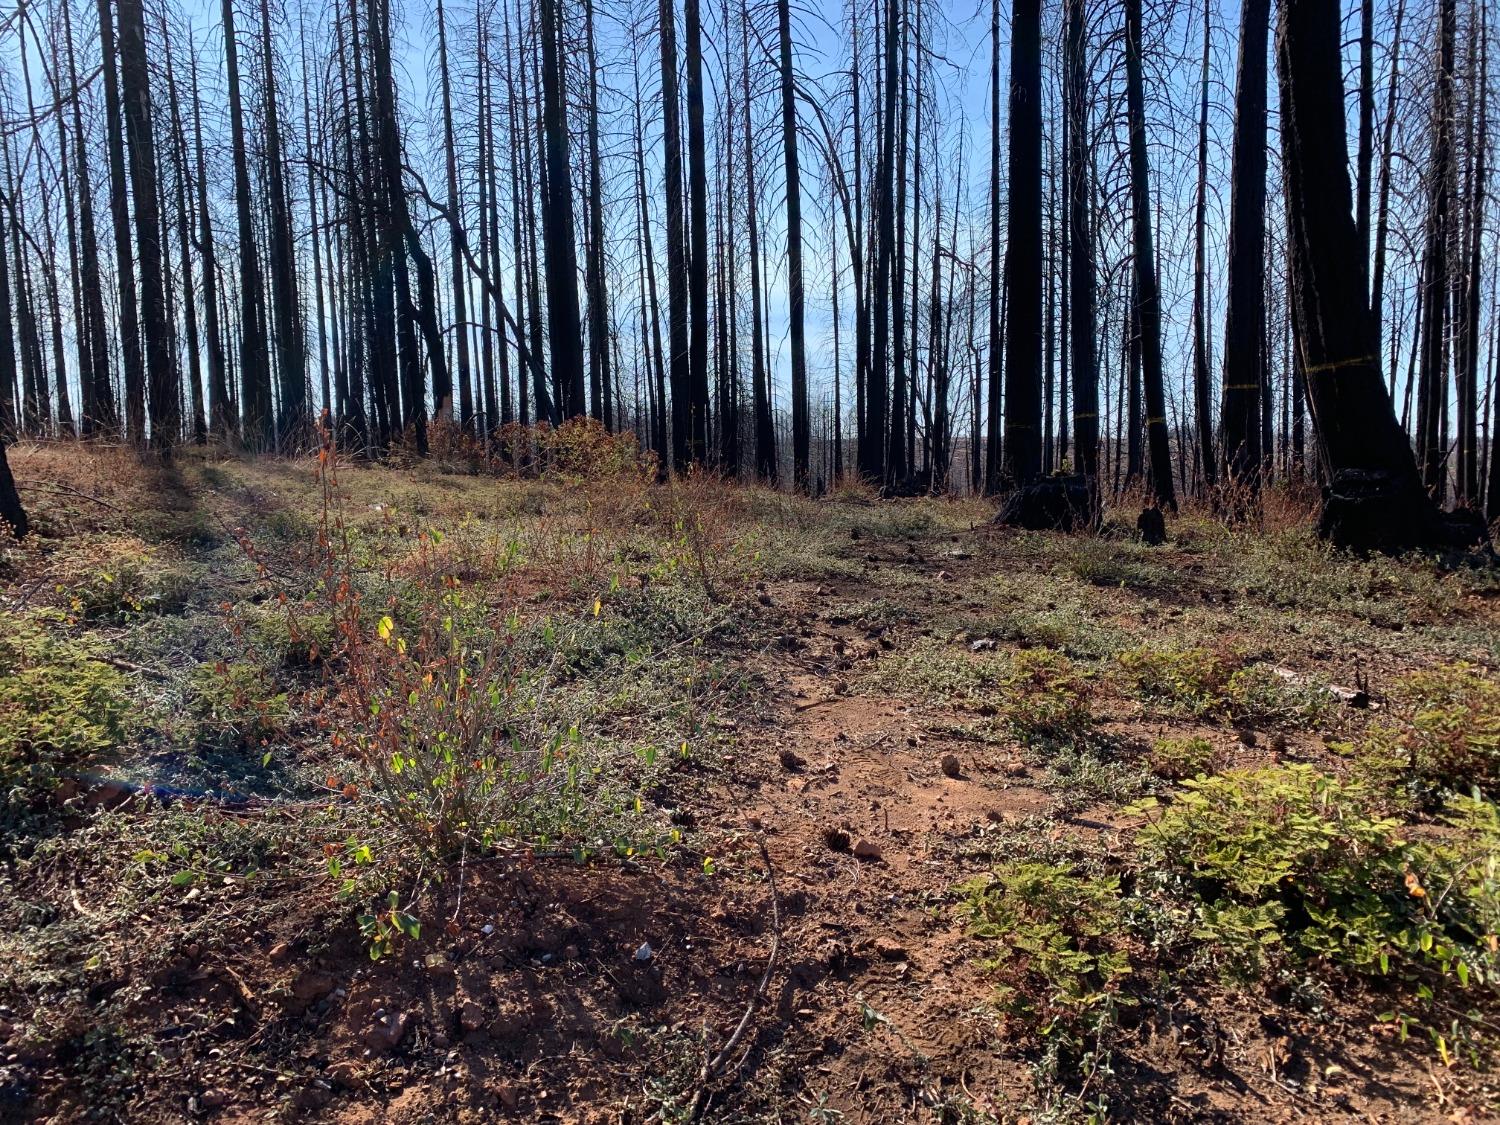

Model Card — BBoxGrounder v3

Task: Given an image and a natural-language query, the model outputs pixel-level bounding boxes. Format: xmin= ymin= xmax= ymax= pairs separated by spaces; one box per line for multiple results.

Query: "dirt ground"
xmin=3 ymin=443 xmax=1499 ymax=1123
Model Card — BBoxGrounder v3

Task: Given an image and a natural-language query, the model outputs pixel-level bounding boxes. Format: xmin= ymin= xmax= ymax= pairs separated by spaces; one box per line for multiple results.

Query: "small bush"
xmin=1132 ymin=765 xmax=1500 ymax=1059
xmin=1066 ymin=539 xmax=1165 ymax=589
xmin=1147 ymin=735 xmax=1217 ymax=781
xmin=997 ymin=649 xmax=1094 ymax=745
xmin=1116 ymin=646 xmax=1238 ymax=713
xmin=1116 ymin=645 xmax=1327 ymax=727
xmin=960 ymin=861 xmax=1131 ymax=1039
xmin=56 ymin=536 xmax=192 ymax=621
xmin=187 ymin=661 xmax=289 ymax=751
xmin=0 ymin=614 xmax=129 ymax=789
xmin=1359 ymin=663 xmax=1500 ymax=794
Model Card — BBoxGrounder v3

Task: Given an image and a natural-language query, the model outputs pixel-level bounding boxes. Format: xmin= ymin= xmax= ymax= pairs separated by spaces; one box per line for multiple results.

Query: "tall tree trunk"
xmin=98 ymin=0 xmax=146 ymax=442
xmin=583 ymin=0 xmax=612 ymax=429
xmin=258 ymin=0 xmax=306 ymax=447
xmin=1276 ymin=0 xmax=1439 ymax=548
xmin=1003 ymin=0 xmax=1042 ymax=486
xmin=1370 ymin=0 xmax=1406 ymax=357
xmin=1125 ymin=0 xmax=1176 ymax=509
xmin=889 ymin=0 xmax=910 ymax=485
xmin=119 ymin=0 xmax=176 ymax=452
xmin=188 ymin=45 xmax=229 ymax=438
xmin=1191 ymin=0 xmax=1215 ymax=492
xmin=778 ymin=0 xmax=810 ymax=488
xmin=864 ymin=0 xmax=897 ymax=483
xmin=984 ymin=0 xmax=1002 ymax=493
xmin=1220 ymin=0 xmax=1270 ymax=502
xmin=1355 ymin=0 xmax=1374 ymax=286
xmin=1065 ymin=0 xmax=1099 ymax=512
xmin=1456 ymin=12 xmax=1487 ymax=508
xmin=684 ymin=0 xmax=711 ymax=461
xmin=661 ymin=0 xmax=689 ymax=468
xmin=162 ymin=20 xmax=207 ymax=444
xmin=436 ymin=0 xmax=470 ymax=426
xmin=743 ymin=4 xmax=776 ymax=482
xmin=224 ymin=0 xmax=272 ymax=446
xmin=1416 ymin=0 xmax=1456 ymax=500
xmin=64 ymin=0 xmax=114 ymax=435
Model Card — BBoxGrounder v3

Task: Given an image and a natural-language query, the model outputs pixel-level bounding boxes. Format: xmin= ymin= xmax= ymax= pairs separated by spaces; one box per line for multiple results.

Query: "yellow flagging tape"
xmin=1146 ymin=417 xmax=1167 ymax=425
xmin=1305 ymin=354 xmax=1376 ymax=374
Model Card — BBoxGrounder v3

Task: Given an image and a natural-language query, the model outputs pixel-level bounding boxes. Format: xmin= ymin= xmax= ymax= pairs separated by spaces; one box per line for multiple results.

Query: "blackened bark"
xmin=119 ymin=0 xmax=177 ymax=452
xmin=1220 ymin=0 xmax=1270 ymax=500
xmin=1065 ymin=0 xmax=1099 ymax=510
xmin=684 ymin=0 xmax=711 ymax=461
xmin=1276 ymin=0 xmax=1439 ymax=548
xmin=98 ymin=0 xmax=145 ymax=442
xmin=778 ymin=0 xmax=809 ymax=488
xmin=1002 ymin=0 xmax=1042 ymax=486
xmin=1124 ymin=0 xmax=1175 ymax=509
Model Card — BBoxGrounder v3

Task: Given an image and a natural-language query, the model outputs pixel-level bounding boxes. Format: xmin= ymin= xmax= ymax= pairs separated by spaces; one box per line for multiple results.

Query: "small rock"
xmin=292 ymin=1087 xmax=330 ymax=1112
xmin=201 ymin=1089 xmax=230 ymax=1109
xmin=940 ymin=753 xmax=962 ymax=779
xmin=364 ymin=1011 xmax=410 ymax=1052
xmin=326 ymin=1061 xmax=360 ymax=1089
xmin=634 ymin=942 xmax=653 ymax=962
xmin=852 ymin=839 xmax=883 ymax=861
xmin=779 ymin=749 xmax=806 ymax=772
xmin=969 ymin=638 xmax=996 ymax=652
xmin=937 ymin=570 xmax=954 ymax=581
xmin=873 ymin=936 xmax=907 ymax=961
xmin=494 ymin=1082 xmax=521 ymax=1111
xmin=291 ymin=971 xmax=336 ymax=1002
xmin=424 ymin=953 xmax=455 ymax=977
xmin=459 ymin=1001 xmax=485 ymax=1032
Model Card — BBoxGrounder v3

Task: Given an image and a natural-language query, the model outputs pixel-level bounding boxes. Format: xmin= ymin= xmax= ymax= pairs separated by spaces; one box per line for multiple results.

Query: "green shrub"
xmin=65 ymin=542 xmax=191 ymax=621
xmin=241 ymin=603 xmax=335 ymax=667
xmin=1117 ymin=646 xmax=1236 ymax=714
xmin=187 ymin=661 xmax=289 ymax=751
xmin=1147 ymin=735 xmax=1217 ymax=781
xmin=1116 ymin=645 xmax=1327 ymax=727
xmin=1132 ymin=765 xmax=1500 ymax=1060
xmin=960 ymin=861 xmax=1131 ymax=1040
xmin=1359 ymin=663 xmax=1500 ymax=793
xmin=1066 ymin=539 xmax=1166 ymax=589
xmin=0 ymin=615 xmax=129 ymax=788
xmin=998 ymin=649 xmax=1093 ymax=745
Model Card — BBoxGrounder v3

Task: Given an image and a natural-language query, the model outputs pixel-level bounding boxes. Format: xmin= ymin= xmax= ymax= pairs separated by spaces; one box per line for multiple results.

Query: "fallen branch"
xmin=16 ymin=479 xmax=124 ymax=512
xmin=89 ymin=654 xmax=170 ymax=681
xmin=691 ymin=837 xmax=782 ymax=1122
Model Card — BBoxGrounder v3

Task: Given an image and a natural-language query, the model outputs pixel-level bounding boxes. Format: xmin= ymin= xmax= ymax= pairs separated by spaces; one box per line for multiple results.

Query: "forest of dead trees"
xmin=0 ymin=0 xmax=1494 ymax=547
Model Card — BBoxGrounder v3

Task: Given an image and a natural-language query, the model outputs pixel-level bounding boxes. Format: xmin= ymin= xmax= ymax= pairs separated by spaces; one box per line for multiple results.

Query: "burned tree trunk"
xmin=1276 ymin=0 xmax=1442 ymax=550
xmin=1124 ymin=0 xmax=1175 ymax=511
xmin=1002 ymin=0 xmax=1042 ymax=487
xmin=1220 ymin=0 xmax=1270 ymax=505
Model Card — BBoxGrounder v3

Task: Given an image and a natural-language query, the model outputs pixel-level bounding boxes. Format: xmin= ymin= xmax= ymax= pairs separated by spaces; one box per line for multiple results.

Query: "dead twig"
xmin=15 ymin=479 xmax=124 ymax=513
xmin=89 ymin=654 xmax=171 ymax=681
xmin=690 ymin=837 xmax=782 ymax=1122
